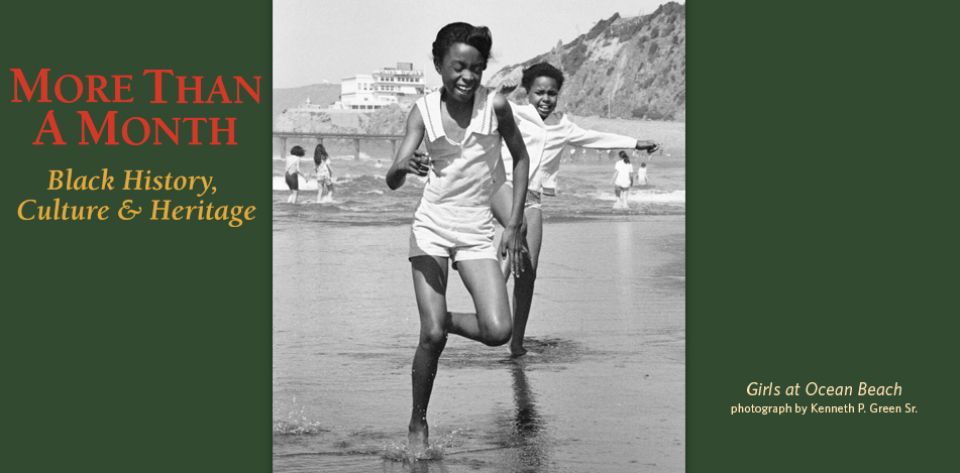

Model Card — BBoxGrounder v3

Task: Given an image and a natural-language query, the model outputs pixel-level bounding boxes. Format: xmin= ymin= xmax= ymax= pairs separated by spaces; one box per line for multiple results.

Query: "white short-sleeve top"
xmin=614 ymin=160 xmax=634 ymax=187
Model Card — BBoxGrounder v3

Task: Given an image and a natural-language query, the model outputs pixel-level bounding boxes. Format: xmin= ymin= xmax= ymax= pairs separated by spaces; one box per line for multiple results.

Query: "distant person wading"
xmin=613 ymin=150 xmax=634 ymax=209
xmin=285 ymin=145 xmax=305 ymax=204
xmin=314 ymin=143 xmax=334 ymax=203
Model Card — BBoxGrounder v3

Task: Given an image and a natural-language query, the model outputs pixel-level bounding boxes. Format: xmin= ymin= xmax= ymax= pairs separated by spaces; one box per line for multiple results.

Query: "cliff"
xmin=488 ymin=2 xmax=685 ymax=120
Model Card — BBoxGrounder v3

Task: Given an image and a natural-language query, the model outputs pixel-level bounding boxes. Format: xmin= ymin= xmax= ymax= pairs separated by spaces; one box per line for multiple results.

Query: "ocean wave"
xmin=585 ymin=189 xmax=686 ymax=204
xmin=273 ymin=175 xmax=318 ymax=191
xmin=272 ymin=173 xmax=397 ymax=191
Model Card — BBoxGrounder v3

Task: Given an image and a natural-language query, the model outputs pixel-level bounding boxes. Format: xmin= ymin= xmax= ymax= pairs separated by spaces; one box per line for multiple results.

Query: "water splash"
xmin=273 ymin=418 xmax=328 ymax=436
xmin=382 ymin=440 xmax=446 ymax=463
xmin=273 ymin=403 xmax=328 ymax=436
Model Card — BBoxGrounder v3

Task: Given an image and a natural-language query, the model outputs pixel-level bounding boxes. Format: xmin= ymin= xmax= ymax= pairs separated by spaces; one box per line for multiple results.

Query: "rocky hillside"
xmin=273 ymin=83 xmax=340 ymax=121
xmin=272 ymin=79 xmax=414 ymax=134
xmin=274 ymin=107 xmax=364 ymax=134
xmin=363 ymin=103 xmax=412 ymax=135
xmin=488 ymin=2 xmax=685 ymax=121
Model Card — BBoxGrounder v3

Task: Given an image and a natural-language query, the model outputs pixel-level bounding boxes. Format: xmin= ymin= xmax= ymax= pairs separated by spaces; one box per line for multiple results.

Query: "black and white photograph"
xmin=272 ymin=1 xmax=685 ymax=471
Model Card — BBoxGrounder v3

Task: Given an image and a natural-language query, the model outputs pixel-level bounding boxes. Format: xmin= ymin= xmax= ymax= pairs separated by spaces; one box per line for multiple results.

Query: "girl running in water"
xmin=385 ymin=22 xmax=530 ymax=452
xmin=492 ymin=62 xmax=660 ymax=355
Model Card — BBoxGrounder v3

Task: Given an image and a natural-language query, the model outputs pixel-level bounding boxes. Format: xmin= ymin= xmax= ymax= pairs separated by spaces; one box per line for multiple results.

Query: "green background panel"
xmin=2 ymin=1 xmax=957 ymax=471
xmin=1 ymin=1 xmax=271 ymax=472
xmin=689 ymin=1 xmax=957 ymax=470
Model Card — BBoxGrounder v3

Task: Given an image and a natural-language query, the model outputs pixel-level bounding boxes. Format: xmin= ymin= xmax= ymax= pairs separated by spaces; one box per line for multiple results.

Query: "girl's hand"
xmin=496 ymin=78 xmax=519 ymax=96
xmin=636 ymin=140 xmax=660 ymax=154
xmin=400 ymin=151 xmax=431 ymax=176
xmin=499 ymin=224 xmax=526 ymax=278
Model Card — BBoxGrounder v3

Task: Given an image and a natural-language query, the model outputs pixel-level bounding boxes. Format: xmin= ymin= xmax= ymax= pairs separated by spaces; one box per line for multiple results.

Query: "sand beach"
xmin=272 ymin=117 xmax=685 ymax=472
xmin=273 ymin=217 xmax=684 ymax=472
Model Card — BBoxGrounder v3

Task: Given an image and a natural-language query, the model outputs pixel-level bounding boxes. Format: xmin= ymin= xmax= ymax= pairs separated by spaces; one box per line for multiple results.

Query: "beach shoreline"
xmin=273 ymin=216 xmax=685 ymax=472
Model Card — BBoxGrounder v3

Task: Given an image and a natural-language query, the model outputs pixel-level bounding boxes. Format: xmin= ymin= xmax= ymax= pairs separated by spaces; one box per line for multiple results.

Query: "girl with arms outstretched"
xmin=492 ymin=63 xmax=660 ymax=355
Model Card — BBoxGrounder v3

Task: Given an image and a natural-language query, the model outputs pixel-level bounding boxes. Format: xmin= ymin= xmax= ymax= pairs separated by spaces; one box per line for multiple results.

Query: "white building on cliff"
xmin=334 ymin=62 xmax=426 ymax=111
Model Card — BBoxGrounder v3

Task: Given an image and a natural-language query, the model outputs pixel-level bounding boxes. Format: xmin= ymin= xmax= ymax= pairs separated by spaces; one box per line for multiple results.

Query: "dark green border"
xmin=689 ymin=1 xmax=958 ymax=470
xmin=1 ymin=2 xmax=271 ymax=472
xmin=3 ymin=1 xmax=957 ymax=471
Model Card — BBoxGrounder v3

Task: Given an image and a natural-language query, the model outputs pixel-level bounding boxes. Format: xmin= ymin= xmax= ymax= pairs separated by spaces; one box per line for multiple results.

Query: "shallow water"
xmin=274 ymin=117 xmax=684 ymax=471
xmin=272 ymin=141 xmax=685 ymax=225
xmin=273 ymin=217 xmax=685 ymax=472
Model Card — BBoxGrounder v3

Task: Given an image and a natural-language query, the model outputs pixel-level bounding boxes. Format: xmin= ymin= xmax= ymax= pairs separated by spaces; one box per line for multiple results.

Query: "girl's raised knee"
xmin=481 ymin=323 xmax=512 ymax=346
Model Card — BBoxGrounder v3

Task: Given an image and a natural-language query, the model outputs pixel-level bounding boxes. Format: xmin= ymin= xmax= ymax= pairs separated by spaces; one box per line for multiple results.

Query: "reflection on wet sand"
xmin=503 ymin=358 xmax=549 ymax=472
xmin=388 ymin=458 xmax=450 ymax=473
xmin=382 ymin=358 xmax=550 ymax=473
xmin=276 ymin=220 xmax=685 ymax=472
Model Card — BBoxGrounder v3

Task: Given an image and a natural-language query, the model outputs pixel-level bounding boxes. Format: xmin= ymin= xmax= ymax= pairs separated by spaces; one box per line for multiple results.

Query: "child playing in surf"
xmin=613 ymin=150 xmax=634 ymax=209
xmin=313 ymin=143 xmax=334 ymax=203
xmin=285 ymin=145 xmax=305 ymax=204
xmin=636 ymin=161 xmax=649 ymax=186
xmin=385 ymin=22 xmax=531 ymax=453
xmin=491 ymin=62 xmax=660 ymax=356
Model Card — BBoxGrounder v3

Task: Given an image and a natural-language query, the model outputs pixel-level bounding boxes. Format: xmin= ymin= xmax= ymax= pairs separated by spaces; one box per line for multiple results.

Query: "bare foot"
xmin=407 ymin=422 xmax=429 ymax=455
xmin=510 ymin=344 xmax=528 ymax=358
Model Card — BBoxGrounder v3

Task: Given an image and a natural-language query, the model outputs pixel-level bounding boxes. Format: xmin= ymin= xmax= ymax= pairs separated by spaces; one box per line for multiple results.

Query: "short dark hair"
xmin=521 ymin=62 xmax=565 ymax=90
xmin=290 ymin=145 xmax=305 ymax=157
xmin=619 ymin=150 xmax=630 ymax=163
xmin=432 ymin=22 xmax=492 ymax=69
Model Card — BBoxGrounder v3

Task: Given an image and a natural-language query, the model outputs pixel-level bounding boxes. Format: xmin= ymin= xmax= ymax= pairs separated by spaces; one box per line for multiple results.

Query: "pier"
xmin=273 ymin=131 xmax=405 ymax=160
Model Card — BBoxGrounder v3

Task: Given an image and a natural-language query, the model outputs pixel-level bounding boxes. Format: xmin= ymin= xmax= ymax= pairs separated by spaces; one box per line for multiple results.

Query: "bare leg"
xmin=407 ymin=255 xmax=512 ymax=450
xmin=490 ymin=184 xmax=544 ymax=355
xmin=408 ymin=255 xmax=451 ymax=451
xmin=320 ymin=182 xmax=333 ymax=202
xmin=447 ymin=311 xmax=483 ymax=342
xmin=511 ymin=209 xmax=542 ymax=356
xmin=455 ymin=259 xmax=513 ymax=346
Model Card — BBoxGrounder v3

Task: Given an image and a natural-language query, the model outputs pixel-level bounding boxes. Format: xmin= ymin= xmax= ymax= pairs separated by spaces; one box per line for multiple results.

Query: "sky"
xmin=274 ymin=0 xmax=680 ymax=89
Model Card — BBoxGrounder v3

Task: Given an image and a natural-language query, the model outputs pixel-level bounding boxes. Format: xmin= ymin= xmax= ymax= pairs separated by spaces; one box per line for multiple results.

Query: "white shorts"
xmin=408 ymin=199 xmax=496 ymax=263
xmin=525 ymin=189 xmax=543 ymax=210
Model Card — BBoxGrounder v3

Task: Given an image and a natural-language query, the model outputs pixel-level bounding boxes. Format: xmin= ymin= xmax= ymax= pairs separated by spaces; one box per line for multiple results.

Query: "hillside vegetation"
xmin=488 ymin=2 xmax=685 ymax=120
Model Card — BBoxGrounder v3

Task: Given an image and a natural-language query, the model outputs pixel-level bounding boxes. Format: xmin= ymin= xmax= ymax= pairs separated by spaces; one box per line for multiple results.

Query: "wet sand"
xmin=273 ymin=216 xmax=684 ymax=472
